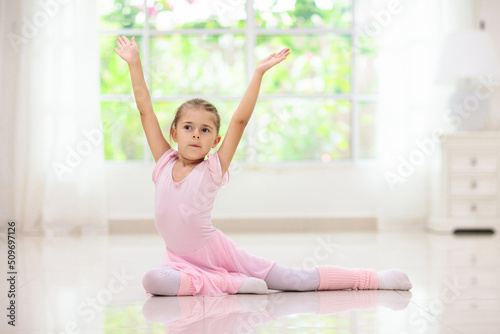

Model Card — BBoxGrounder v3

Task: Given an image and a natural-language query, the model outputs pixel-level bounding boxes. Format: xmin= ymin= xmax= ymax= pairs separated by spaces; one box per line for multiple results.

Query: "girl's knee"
xmin=264 ymin=265 xmax=320 ymax=292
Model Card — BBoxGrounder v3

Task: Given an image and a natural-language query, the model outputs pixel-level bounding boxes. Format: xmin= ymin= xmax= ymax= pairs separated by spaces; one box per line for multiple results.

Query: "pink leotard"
xmin=152 ymin=148 xmax=276 ymax=296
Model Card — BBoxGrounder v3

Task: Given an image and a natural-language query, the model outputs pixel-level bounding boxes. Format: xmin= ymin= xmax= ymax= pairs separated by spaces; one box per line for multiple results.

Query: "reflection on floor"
xmin=1 ymin=230 xmax=499 ymax=333
xmin=143 ymin=290 xmax=411 ymax=333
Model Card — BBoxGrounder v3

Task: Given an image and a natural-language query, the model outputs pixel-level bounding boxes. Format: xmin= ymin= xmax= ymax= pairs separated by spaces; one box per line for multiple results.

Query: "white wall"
xmin=107 ymin=162 xmax=382 ymax=219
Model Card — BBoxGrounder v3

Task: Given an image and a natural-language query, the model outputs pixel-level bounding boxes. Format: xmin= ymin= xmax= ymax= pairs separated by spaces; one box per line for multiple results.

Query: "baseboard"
xmin=109 ymin=217 xmax=377 ymax=234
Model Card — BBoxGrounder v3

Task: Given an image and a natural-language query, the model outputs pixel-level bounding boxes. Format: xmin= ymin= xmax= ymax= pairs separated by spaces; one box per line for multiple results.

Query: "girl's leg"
xmin=264 ymin=264 xmax=320 ymax=291
xmin=264 ymin=264 xmax=412 ymax=291
xmin=316 ymin=266 xmax=378 ymax=290
xmin=142 ymin=266 xmax=182 ymax=296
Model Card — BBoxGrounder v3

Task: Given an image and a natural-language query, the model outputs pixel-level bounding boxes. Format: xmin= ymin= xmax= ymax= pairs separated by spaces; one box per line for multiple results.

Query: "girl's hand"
xmin=114 ymin=36 xmax=140 ymax=64
xmin=255 ymin=48 xmax=290 ymax=75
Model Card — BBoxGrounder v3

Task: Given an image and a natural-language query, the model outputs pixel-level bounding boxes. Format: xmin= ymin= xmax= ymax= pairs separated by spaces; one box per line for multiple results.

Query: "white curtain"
xmin=0 ymin=0 xmax=107 ymax=235
xmin=374 ymin=0 xmax=476 ymax=228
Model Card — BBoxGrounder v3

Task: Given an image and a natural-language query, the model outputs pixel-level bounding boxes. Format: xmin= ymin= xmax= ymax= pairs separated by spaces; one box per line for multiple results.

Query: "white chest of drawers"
xmin=428 ymin=132 xmax=500 ymax=233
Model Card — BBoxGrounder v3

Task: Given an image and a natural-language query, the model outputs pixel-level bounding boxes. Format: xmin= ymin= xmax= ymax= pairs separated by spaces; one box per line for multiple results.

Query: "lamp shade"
xmin=435 ymin=30 xmax=500 ymax=83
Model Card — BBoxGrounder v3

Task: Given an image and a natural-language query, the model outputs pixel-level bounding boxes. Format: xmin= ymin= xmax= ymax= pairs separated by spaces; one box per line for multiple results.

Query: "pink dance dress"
xmin=152 ymin=148 xmax=276 ymax=296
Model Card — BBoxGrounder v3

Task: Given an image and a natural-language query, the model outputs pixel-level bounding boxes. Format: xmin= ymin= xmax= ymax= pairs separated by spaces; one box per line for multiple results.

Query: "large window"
xmin=99 ymin=0 xmax=378 ymax=162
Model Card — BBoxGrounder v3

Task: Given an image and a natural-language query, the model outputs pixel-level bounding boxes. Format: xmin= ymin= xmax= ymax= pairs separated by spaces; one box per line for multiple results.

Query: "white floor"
xmin=2 ymin=230 xmax=499 ymax=333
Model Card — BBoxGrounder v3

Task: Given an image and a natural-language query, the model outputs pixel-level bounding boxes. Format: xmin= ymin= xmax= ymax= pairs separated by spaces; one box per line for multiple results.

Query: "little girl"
xmin=114 ymin=36 xmax=412 ymax=296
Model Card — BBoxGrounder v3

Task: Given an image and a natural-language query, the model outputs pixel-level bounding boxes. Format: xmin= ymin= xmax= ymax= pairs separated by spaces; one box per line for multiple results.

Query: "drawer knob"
xmin=470 ymin=157 xmax=477 ymax=166
xmin=470 ymin=203 xmax=477 ymax=212
xmin=470 ymin=181 xmax=478 ymax=189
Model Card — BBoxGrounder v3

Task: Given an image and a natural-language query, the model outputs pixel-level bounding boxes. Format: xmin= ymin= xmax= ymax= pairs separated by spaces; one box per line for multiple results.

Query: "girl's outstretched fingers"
xmin=271 ymin=48 xmax=290 ymax=64
xmin=256 ymin=47 xmax=290 ymax=74
xmin=278 ymin=48 xmax=290 ymax=56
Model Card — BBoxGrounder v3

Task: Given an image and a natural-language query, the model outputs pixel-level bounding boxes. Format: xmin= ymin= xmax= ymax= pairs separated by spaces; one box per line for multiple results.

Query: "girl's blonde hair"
xmin=169 ymin=98 xmax=221 ymax=141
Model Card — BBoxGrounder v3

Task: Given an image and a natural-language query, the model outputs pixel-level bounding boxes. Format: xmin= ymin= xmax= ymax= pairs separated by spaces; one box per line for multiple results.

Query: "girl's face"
xmin=171 ymin=108 xmax=221 ymax=160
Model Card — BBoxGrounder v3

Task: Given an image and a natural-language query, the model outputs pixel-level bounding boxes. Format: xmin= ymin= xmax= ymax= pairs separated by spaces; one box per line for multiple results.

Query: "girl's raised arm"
xmin=217 ymin=48 xmax=290 ymax=176
xmin=114 ymin=36 xmax=171 ymax=162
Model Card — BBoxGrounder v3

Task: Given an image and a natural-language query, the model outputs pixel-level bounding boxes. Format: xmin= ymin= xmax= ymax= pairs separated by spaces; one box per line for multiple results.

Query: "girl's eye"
xmin=202 ymin=128 xmax=210 ymax=133
xmin=184 ymin=125 xmax=192 ymax=130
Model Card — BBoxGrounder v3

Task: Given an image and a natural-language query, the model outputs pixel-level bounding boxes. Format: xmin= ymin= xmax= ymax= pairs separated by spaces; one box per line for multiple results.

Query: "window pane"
xmin=150 ymin=35 xmax=246 ymax=96
xmin=99 ymin=1 xmax=379 ymax=162
xmin=99 ymin=0 xmax=145 ymax=30
xmin=101 ymin=101 xmax=144 ymax=160
xmin=100 ymin=35 xmax=141 ymax=95
xmin=153 ymin=100 xmax=246 ymax=161
xmin=358 ymin=102 xmax=377 ymax=159
xmin=257 ymin=35 xmax=351 ymax=95
xmin=148 ymin=0 xmax=246 ymax=30
xmin=255 ymin=0 xmax=352 ymax=29
xmin=355 ymin=37 xmax=378 ymax=94
xmin=253 ymin=99 xmax=351 ymax=162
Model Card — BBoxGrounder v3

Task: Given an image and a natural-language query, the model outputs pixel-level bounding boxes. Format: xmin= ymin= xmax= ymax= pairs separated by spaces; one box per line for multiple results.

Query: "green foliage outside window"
xmin=255 ymin=0 xmax=351 ymax=29
xmin=150 ymin=35 xmax=247 ymax=96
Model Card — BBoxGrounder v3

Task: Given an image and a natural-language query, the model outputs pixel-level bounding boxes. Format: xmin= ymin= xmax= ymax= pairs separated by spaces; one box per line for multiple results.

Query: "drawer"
xmin=449 ymin=249 xmax=499 ymax=267
xmin=449 ymin=176 xmax=497 ymax=196
xmin=449 ymin=199 xmax=497 ymax=218
xmin=454 ymin=273 xmax=499 ymax=288
xmin=449 ymin=151 xmax=497 ymax=173
xmin=446 ymin=299 xmax=500 ymax=312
